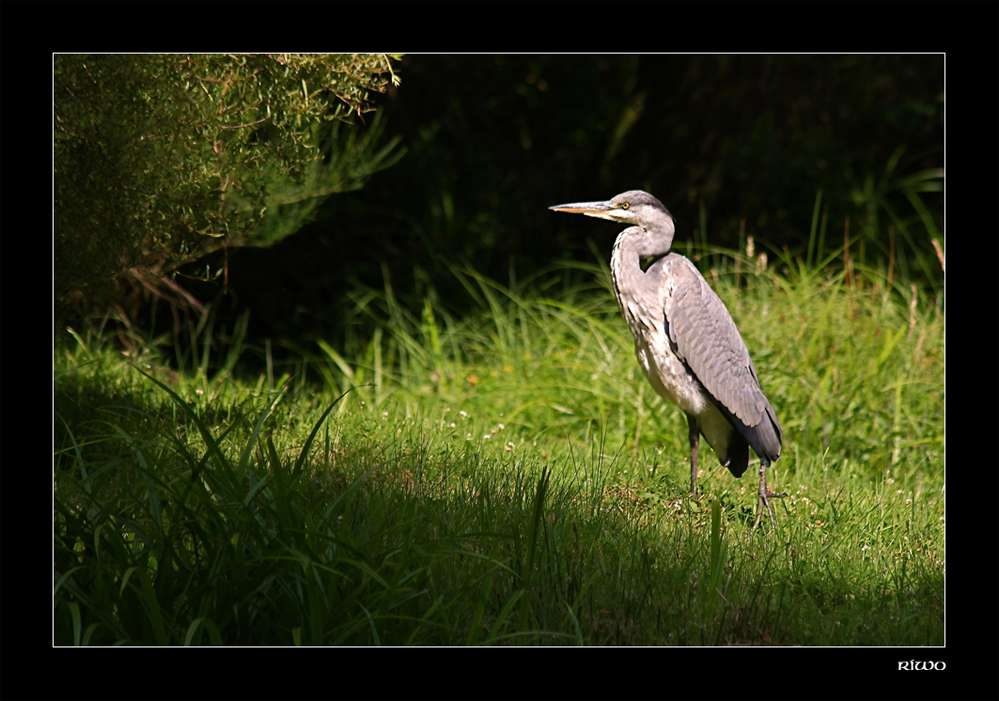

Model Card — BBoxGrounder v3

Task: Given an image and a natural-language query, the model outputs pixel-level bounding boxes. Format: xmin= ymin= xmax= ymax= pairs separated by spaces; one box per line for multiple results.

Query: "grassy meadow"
xmin=53 ymin=247 xmax=945 ymax=646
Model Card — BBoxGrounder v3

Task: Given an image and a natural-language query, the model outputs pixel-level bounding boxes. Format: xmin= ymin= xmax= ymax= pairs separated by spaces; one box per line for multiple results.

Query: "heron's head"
xmin=550 ymin=191 xmax=676 ymax=258
xmin=550 ymin=190 xmax=673 ymax=231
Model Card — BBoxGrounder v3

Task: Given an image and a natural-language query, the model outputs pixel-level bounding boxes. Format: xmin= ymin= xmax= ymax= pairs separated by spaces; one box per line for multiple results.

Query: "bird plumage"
xmin=551 ymin=190 xmax=784 ymax=528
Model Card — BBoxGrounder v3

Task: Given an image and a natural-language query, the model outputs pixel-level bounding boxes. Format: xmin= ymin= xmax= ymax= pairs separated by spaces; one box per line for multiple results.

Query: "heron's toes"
xmin=752 ymin=491 xmax=779 ymax=531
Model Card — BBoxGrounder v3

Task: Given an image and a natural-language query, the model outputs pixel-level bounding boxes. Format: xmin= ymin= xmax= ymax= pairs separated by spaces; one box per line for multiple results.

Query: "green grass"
xmin=54 ymin=251 xmax=944 ymax=645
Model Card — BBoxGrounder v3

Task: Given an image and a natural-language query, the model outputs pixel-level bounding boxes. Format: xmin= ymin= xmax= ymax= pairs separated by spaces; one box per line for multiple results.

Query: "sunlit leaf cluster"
xmin=55 ymin=54 xmax=401 ymax=313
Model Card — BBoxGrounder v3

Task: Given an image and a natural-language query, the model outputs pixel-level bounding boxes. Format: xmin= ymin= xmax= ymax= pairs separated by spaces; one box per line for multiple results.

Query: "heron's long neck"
xmin=610 ymin=226 xmax=671 ymax=311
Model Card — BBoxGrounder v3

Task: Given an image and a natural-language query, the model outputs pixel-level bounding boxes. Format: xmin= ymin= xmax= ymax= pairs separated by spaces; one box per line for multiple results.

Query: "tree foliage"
xmin=54 ymin=54 xmax=404 ymax=315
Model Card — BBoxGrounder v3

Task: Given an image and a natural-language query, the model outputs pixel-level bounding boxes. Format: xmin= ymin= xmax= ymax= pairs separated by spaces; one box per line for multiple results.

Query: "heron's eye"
xmin=621 ymin=202 xmax=630 ymax=210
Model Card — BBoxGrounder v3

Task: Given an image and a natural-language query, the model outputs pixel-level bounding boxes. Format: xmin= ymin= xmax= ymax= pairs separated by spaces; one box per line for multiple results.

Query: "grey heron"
xmin=550 ymin=190 xmax=785 ymax=529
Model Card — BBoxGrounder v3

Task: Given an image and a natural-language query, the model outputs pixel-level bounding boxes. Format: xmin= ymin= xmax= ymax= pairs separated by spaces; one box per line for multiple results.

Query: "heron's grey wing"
xmin=661 ymin=255 xmax=783 ymax=462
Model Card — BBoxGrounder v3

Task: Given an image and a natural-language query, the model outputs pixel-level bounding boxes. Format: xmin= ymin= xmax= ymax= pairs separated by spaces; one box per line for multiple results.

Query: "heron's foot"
xmin=752 ymin=487 xmax=786 ymax=531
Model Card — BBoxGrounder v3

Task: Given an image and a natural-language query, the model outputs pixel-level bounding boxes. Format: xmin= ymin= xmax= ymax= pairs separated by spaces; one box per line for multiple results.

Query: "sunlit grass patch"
xmin=55 ymin=252 xmax=943 ymax=645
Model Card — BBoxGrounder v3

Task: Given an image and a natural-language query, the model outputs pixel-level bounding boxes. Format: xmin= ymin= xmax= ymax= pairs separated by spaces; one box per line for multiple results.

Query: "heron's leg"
xmin=687 ymin=415 xmax=699 ymax=497
xmin=752 ymin=461 xmax=787 ymax=531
